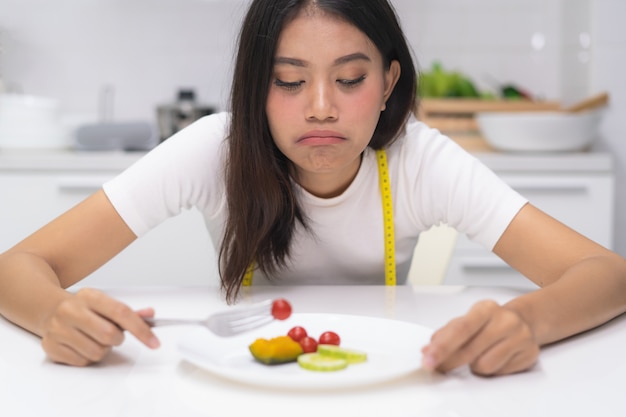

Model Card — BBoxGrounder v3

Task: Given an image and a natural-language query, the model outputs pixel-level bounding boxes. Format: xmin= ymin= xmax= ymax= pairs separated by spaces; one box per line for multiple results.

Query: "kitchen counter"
xmin=472 ymin=150 xmax=612 ymax=172
xmin=0 ymin=149 xmax=145 ymax=172
xmin=0 ymin=147 xmax=613 ymax=173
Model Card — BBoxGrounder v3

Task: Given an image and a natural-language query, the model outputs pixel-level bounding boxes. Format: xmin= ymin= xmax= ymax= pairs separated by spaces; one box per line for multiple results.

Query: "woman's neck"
xmin=292 ymin=155 xmax=362 ymax=198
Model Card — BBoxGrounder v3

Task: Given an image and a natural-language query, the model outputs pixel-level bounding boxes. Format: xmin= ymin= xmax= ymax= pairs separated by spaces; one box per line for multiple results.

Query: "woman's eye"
xmin=338 ymin=75 xmax=366 ymax=88
xmin=274 ymin=79 xmax=303 ymax=91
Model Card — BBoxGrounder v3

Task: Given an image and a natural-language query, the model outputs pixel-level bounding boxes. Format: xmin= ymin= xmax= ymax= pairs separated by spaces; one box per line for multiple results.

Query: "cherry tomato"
xmin=271 ymin=299 xmax=292 ymax=320
xmin=287 ymin=326 xmax=308 ymax=342
xmin=299 ymin=336 xmax=318 ymax=353
xmin=318 ymin=331 xmax=340 ymax=346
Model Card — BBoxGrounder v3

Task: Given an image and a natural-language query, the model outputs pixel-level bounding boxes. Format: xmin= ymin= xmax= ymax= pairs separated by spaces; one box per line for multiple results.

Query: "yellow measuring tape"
xmin=376 ymin=149 xmax=396 ymax=286
xmin=242 ymin=262 xmax=254 ymax=287
xmin=242 ymin=149 xmax=396 ymax=286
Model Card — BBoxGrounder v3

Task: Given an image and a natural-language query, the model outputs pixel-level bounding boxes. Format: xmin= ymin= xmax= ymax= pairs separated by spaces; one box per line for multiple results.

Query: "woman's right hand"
xmin=40 ymin=288 xmax=160 ymax=366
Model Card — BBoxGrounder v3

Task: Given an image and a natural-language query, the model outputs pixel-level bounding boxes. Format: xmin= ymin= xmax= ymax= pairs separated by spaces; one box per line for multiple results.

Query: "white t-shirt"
xmin=103 ymin=112 xmax=527 ymax=285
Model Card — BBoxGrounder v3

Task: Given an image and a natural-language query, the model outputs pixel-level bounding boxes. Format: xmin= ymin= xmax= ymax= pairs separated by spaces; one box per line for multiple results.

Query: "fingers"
xmin=471 ymin=335 xmax=539 ymax=376
xmin=78 ymin=289 xmax=159 ymax=350
xmin=421 ymin=300 xmax=539 ymax=376
xmin=41 ymin=288 xmax=160 ymax=366
xmin=421 ymin=300 xmax=495 ymax=371
xmin=135 ymin=307 xmax=156 ymax=319
xmin=42 ymin=328 xmax=113 ymax=366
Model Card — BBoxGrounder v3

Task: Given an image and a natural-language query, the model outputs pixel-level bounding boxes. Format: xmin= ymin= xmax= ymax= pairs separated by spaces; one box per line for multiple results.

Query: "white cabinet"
xmin=0 ymin=151 xmax=219 ymax=288
xmin=444 ymin=152 xmax=615 ymax=289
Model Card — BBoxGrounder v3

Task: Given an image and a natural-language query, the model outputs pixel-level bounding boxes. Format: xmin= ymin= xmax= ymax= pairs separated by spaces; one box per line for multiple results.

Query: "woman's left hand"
xmin=420 ymin=299 xmax=540 ymax=376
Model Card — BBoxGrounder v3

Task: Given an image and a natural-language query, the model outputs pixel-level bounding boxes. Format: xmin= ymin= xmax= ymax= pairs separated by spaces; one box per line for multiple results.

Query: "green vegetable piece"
xmin=317 ymin=344 xmax=368 ymax=364
xmin=297 ymin=353 xmax=349 ymax=372
xmin=455 ymin=77 xmax=480 ymax=98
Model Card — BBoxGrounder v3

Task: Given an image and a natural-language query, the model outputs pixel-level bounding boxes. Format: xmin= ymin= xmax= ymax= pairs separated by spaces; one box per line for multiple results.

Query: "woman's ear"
xmin=381 ymin=60 xmax=401 ymax=111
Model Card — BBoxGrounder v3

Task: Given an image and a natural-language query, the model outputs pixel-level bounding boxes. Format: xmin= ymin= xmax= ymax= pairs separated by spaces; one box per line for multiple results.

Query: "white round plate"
xmin=177 ymin=313 xmax=433 ymax=389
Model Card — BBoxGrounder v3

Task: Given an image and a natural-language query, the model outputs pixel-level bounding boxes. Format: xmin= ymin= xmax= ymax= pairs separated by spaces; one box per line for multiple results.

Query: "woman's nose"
xmin=306 ymin=82 xmax=338 ymax=121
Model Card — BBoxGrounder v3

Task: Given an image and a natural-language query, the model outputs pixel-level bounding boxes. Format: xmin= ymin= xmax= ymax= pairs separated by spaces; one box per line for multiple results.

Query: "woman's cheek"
xmin=354 ymin=86 xmax=386 ymax=113
xmin=267 ymin=91 xmax=299 ymax=122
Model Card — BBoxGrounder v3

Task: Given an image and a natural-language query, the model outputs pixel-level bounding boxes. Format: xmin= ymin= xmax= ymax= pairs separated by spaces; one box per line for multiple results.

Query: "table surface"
xmin=1 ymin=284 xmax=624 ymax=417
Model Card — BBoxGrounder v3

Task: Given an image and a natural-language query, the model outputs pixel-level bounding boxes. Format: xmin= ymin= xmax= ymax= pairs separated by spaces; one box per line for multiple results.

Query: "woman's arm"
xmin=421 ymin=203 xmax=626 ymax=375
xmin=0 ymin=190 xmax=159 ymax=365
xmin=495 ymin=203 xmax=626 ymax=344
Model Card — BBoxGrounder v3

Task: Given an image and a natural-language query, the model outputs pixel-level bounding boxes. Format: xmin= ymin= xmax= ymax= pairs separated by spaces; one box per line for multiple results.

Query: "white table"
xmin=1 ymin=285 xmax=624 ymax=417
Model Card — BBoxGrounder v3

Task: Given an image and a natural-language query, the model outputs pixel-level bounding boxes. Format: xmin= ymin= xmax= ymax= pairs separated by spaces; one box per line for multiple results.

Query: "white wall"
xmin=0 ymin=0 xmax=592 ymax=115
xmin=0 ymin=0 xmax=248 ymax=120
xmin=1 ymin=0 xmax=625 ymax=255
xmin=590 ymin=0 xmax=626 ymax=256
xmin=393 ymin=0 xmax=590 ymax=104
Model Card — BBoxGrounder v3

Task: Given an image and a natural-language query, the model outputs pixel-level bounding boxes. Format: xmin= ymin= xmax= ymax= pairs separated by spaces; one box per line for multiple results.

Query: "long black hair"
xmin=220 ymin=0 xmax=417 ymax=302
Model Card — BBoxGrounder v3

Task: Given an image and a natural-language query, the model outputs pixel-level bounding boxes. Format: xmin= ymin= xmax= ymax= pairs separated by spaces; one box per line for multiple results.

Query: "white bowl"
xmin=0 ymin=93 xmax=68 ymax=149
xmin=476 ymin=110 xmax=603 ymax=152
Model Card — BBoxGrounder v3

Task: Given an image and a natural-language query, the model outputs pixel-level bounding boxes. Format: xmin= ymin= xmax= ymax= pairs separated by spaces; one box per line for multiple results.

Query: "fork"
xmin=143 ymin=299 xmax=275 ymax=337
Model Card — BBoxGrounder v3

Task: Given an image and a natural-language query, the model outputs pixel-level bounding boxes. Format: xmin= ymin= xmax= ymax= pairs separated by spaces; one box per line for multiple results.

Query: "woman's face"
xmin=266 ymin=9 xmax=400 ymax=198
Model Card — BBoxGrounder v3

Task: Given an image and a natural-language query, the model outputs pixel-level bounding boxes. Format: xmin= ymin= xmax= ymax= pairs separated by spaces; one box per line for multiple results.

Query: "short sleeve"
xmin=102 ymin=112 xmax=229 ymax=237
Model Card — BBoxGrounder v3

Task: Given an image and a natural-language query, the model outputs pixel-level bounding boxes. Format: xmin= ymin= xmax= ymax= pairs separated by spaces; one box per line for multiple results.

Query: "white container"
xmin=0 ymin=93 xmax=68 ymax=149
xmin=476 ymin=110 xmax=603 ymax=152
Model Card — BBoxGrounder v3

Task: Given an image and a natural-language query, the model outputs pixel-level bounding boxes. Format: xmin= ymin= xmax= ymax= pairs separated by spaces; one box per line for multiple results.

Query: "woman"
xmin=1 ymin=0 xmax=625 ymax=376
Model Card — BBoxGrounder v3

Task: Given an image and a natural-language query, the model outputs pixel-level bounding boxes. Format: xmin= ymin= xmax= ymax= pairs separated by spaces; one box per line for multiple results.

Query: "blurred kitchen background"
xmin=1 ymin=0 xmax=626 ymax=270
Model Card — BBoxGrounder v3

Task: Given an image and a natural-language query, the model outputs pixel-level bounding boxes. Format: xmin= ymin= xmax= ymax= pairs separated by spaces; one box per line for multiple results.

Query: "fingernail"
xmin=148 ymin=336 xmax=160 ymax=349
xmin=422 ymin=353 xmax=437 ymax=370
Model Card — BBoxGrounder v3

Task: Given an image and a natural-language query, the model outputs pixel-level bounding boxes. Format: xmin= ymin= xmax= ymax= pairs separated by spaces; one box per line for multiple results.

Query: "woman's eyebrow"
xmin=274 ymin=57 xmax=307 ymax=67
xmin=334 ymin=52 xmax=371 ymax=65
xmin=274 ymin=52 xmax=371 ymax=67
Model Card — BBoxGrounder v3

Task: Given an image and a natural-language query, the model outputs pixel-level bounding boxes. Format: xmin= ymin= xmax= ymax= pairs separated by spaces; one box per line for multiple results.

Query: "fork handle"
xmin=143 ymin=318 xmax=202 ymax=327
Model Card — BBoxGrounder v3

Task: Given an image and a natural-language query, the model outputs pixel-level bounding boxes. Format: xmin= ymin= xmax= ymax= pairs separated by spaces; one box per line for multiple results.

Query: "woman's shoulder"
xmin=194 ymin=111 xmax=231 ymax=130
xmin=152 ymin=111 xmax=231 ymax=159
xmin=112 ymin=111 xmax=232 ymax=188
xmin=176 ymin=111 xmax=230 ymax=143
xmin=102 ymin=112 xmax=231 ymax=236
xmin=387 ymin=113 xmax=469 ymax=165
